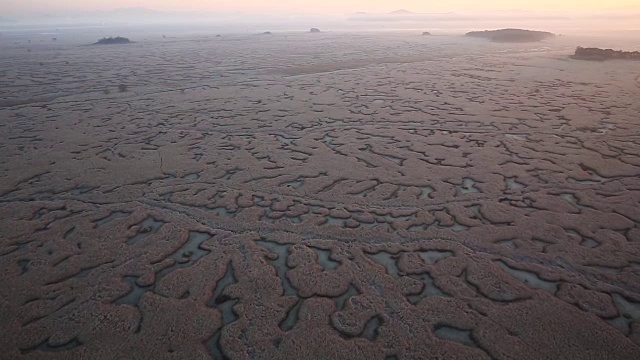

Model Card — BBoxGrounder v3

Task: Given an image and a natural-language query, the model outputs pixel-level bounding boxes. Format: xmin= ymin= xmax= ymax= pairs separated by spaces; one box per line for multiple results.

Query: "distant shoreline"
xmin=571 ymin=46 xmax=640 ymax=61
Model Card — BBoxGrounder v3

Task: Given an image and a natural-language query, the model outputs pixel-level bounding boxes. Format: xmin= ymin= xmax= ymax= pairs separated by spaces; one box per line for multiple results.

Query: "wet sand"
xmin=1 ymin=31 xmax=639 ymax=359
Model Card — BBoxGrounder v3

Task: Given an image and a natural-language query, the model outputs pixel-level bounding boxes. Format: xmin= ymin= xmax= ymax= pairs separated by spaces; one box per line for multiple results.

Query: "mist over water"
xmin=1 ymin=7 xmax=640 ymax=38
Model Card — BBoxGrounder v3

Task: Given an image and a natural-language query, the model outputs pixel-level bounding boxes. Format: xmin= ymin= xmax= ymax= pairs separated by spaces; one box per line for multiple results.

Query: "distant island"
xmin=572 ymin=47 xmax=640 ymax=61
xmin=310 ymin=28 xmax=321 ymax=33
xmin=94 ymin=37 xmax=132 ymax=45
xmin=422 ymin=31 xmax=431 ymax=36
xmin=466 ymin=29 xmax=554 ymax=43
xmin=389 ymin=9 xmax=415 ymax=15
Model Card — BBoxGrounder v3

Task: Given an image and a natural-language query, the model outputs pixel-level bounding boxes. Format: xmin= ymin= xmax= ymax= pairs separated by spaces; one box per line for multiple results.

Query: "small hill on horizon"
xmin=93 ymin=37 xmax=133 ymax=45
xmin=389 ymin=9 xmax=415 ymax=15
xmin=466 ymin=29 xmax=555 ymax=43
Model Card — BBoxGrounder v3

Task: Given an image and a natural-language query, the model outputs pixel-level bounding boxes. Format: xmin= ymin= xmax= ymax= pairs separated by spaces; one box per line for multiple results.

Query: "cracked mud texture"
xmin=1 ymin=31 xmax=640 ymax=359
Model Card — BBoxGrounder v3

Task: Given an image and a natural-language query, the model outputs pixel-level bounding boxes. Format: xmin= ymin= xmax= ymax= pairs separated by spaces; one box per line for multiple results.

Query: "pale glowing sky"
xmin=3 ymin=0 xmax=640 ymax=14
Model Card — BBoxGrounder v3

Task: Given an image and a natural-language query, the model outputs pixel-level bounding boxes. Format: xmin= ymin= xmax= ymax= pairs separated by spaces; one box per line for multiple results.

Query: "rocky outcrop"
xmin=94 ymin=37 xmax=132 ymax=45
xmin=572 ymin=47 xmax=640 ymax=61
xmin=466 ymin=29 xmax=554 ymax=43
xmin=310 ymin=28 xmax=321 ymax=33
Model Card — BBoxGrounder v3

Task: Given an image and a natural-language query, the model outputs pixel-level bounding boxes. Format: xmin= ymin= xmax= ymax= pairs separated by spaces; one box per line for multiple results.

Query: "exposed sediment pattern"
xmin=1 ymin=33 xmax=640 ymax=359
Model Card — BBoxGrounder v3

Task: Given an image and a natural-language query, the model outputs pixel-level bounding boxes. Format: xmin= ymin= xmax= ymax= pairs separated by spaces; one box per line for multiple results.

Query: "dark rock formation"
xmin=422 ymin=32 xmax=431 ymax=36
xmin=310 ymin=28 xmax=321 ymax=33
xmin=572 ymin=47 xmax=640 ymax=61
xmin=466 ymin=29 xmax=554 ymax=43
xmin=94 ymin=37 xmax=132 ymax=45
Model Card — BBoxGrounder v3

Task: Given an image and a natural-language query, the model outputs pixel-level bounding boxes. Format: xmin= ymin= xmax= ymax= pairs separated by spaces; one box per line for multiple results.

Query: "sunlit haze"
xmin=3 ymin=0 xmax=640 ymax=14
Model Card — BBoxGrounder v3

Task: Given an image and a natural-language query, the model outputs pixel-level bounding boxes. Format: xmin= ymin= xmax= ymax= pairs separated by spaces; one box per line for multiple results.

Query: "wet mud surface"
xmin=1 ymin=32 xmax=640 ymax=359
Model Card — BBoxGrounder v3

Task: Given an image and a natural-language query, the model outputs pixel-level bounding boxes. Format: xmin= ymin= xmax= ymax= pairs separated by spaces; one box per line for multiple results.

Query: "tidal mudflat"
xmin=1 ymin=30 xmax=639 ymax=359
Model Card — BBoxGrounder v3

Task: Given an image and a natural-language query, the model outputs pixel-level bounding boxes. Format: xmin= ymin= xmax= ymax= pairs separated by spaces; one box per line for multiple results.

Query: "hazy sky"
xmin=3 ymin=0 xmax=639 ymax=14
